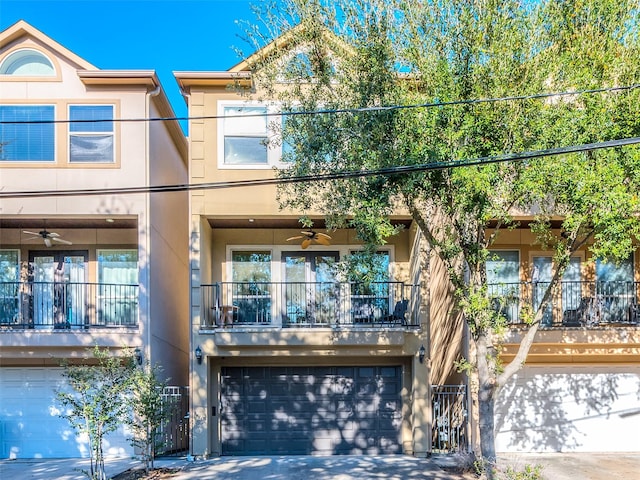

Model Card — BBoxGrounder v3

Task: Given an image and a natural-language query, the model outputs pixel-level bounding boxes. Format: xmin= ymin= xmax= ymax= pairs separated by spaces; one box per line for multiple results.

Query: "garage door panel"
xmin=221 ymin=365 xmax=402 ymax=455
xmin=496 ymin=366 xmax=640 ymax=453
xmin=1 ymin=367 xmax=132 ymax=459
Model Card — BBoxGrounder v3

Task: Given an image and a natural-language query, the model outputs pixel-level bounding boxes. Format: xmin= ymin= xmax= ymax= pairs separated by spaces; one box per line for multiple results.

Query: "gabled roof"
xmin=0 ymin=20 xmax=96 ymax=71
xmin=228 ymin=20 xmax=353 ymax=73
xmin=176 ymin=21 xmax=353 ymax=92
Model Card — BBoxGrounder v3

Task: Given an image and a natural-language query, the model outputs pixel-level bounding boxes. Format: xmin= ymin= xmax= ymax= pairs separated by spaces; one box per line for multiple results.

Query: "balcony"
xmin=488 ymin=281 xmax=640 ymax=327
xmin=200 ymin=281 xmax=419 ymax=329
xmin=0 ymin=282 xmax=139 ymax=329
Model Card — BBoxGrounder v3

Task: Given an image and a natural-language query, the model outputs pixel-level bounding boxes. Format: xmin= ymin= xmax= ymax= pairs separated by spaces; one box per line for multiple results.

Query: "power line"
xmin=1 ymin=84 xmax=638 ymax=125
xmin=1 ymin=136 xmax=638 ymax=199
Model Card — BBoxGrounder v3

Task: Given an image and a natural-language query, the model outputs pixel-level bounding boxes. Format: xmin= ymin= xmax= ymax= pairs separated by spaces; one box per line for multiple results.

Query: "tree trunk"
xmin=478 ymin=382 xmax=497 ymax=480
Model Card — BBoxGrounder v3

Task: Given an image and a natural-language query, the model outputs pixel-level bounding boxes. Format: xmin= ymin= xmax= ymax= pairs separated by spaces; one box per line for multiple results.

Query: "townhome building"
xmin=0 ymin=21 xmax=189 ymax=459
xmin=175 ymin=40 xmax=431 ymax=457
xmin=177 ymin=27 xmax=640 ymax=459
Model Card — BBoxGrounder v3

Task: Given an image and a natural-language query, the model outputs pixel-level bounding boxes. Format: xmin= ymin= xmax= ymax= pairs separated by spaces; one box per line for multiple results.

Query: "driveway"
xmin=2 ymin=453 xmax=640 ymax=480
xmin=0 ymin=455 xmax=470 ymax=480
xmin=498 ymin=453 xmax=640 ymax=480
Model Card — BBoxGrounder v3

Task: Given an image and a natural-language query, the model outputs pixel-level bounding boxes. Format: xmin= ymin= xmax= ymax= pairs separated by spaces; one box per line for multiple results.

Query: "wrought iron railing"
xmin=432 ymin=384 xmax=469 ymax=454
xmin=0 ymin=281 xmax=139 ymax=329
xmin=487 ymin=281 xmax=640 ymax=327
xmin=201 ymin=281 xmax=418 ymax=328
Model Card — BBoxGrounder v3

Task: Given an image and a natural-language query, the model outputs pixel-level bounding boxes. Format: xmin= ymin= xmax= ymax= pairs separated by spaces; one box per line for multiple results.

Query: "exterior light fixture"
xmin=195 ymin=346 xmax=203 ymax=365
xmin=418 ymin=344 xmax=426 ymax=364
xmin=134 ymin=347 xmax=143 ymax=366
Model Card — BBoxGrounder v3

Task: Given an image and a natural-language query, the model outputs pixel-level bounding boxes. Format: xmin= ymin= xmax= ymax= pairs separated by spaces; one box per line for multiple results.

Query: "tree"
xmin=128 ymin=363 xmax=171 ymax=474
xmin=241 ymin=0 xmax=640 ymax=475
xmin=57 ymin=346 xmax=136 ymax=480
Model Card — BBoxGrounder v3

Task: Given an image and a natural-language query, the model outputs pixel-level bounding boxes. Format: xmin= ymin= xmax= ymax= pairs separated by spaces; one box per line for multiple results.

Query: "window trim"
xmin=0 ymin=47 xmax=60 ymax=80
xmin=217 ymin=100 xmax=287 ymax=170
xmin=67 ymin=104 xmax=115 ymax=164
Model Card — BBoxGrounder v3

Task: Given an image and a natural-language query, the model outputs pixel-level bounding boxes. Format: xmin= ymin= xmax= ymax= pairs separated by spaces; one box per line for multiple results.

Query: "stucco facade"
xmin=0 ymin=21 xmax=189 ymax=458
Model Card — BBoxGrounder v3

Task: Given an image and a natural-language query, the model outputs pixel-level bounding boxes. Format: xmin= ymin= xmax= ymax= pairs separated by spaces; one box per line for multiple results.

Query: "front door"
xmin=28 ymin=251 xmax=88 ymax=328
xmin=283 ymin=252 xmax=339 ymax=325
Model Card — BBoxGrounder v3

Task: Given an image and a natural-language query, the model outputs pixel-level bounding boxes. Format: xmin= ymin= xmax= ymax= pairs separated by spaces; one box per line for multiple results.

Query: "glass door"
xmin=29 ymin=251 xmax=87 ymax=328
xmin=283 ymin=252 xmax=339 ymax=326
xmin=532 ymin=256 xmax=581 ymax=326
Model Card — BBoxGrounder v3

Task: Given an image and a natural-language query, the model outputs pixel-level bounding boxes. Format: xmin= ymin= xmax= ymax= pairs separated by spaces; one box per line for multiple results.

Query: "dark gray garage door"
xmin=221 ymin=366 xmax=403 ymax=455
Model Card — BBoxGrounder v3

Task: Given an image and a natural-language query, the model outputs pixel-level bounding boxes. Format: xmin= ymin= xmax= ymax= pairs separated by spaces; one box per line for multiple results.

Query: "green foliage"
xmin=56 ymin=346 xmax=136 ymax=480
xmin=128 ymin=364 xmax=172 ymax=474
xmin=243 ymin=0 xmax=640 ymax=470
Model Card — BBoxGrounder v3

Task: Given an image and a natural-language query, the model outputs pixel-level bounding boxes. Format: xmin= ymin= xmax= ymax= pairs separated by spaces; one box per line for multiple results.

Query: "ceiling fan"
xmin=286 ymin=230 xmax=332 ymax=249
xmin=23 ymin=229 xmax=73 ymax=248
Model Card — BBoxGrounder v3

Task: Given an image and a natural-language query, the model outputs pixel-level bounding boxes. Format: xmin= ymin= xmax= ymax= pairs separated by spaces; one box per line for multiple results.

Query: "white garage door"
xmin=0 ymin=367 xmax=132 ymax=459
xmin=496 ymin=365 xmax=640 ymax=453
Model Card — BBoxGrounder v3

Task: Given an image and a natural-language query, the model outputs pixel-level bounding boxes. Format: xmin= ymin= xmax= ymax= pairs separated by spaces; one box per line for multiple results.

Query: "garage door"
xmin=221 ymin=366 xmax=403 ymax=455
xmin=0 ymin=367 xmax=132 ymax=459
xmin=495 ymin=365 xmax=640 ymax=452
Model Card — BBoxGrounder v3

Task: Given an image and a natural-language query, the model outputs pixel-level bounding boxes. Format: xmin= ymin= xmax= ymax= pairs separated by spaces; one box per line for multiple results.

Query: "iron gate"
xmin=431 ymin=384 xmax=468 ymax=453
xmin=158 ymin=386 xmax=189 ymax=456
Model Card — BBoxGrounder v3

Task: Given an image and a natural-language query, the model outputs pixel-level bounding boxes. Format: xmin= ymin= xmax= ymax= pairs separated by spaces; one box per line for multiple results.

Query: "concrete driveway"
xmin=0 ymin=455 xmax=470 ymax=480
xmin=498 ymin=453 xmax=640 ymax=480
xmin=2 ymin=453 xmax=640 ymax=480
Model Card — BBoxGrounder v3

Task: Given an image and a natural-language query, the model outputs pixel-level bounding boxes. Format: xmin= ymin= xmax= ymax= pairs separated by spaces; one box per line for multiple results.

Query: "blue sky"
xmin=1 ymin=0 xmax=265 ymax=132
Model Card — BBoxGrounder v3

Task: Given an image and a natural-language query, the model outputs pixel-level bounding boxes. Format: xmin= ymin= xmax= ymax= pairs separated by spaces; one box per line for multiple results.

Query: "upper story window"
xmin=487 ymin=250 xmax=520 ymax=284
xmin=0 ymin=49 xmax=55 ymax=76
xmin=219 ymin=101 xmax=284 ymax=168
xmin=69 ymin=105 xmax=114 ymax=163
xmin=0 ymin=105 xmax=55 ymax=162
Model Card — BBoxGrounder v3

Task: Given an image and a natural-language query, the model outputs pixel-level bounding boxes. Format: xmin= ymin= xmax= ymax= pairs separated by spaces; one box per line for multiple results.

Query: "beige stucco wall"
xmin=147 ymin=100 xmax=189 ymax=385
xmin=0 ymin=32 xmax=188 ymax=383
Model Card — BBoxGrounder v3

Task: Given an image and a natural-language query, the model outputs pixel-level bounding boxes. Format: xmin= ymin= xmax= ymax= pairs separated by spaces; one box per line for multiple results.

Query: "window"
xmin=219 ymin=102 xmax=288 ymax=167
xmin=596 ymin=254 xmax=634 ymax=322
xmin=487 ymin=251 xmax=520 ymax=284
xmin=0 ymin=250 xmax=20 ymax=324
xmin=0 ymin=49 xmax=55 ymax=76
xmin=97 ymin=250 xmax=138 ymax=326
xmin=0 ymin=105 xmax=55 ymax=161
xmin=69 ymin=105 xmax=114 ymax=163
xmin=487 ymin=251 xmax=520 ymax=322
xmin=230 ymin=251 xmax=272 ymax=324
xmin=222 ymin=105 xmax=268 ymax=165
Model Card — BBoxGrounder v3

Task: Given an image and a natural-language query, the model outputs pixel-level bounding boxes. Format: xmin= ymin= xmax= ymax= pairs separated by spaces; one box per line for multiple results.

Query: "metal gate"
xmin=431 ymin=385 xmax=468 ymax=453
xmin=158 ymin=386 xmax=189 ymax=456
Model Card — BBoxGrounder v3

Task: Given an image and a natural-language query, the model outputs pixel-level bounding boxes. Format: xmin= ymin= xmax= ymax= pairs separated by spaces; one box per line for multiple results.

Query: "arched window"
xmin=0 ymin=48 xmax=55 ymax=76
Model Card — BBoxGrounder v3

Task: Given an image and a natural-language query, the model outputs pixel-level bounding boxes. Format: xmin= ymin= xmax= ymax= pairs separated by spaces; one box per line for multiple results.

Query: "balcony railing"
xmin=488 ymin=281 xmax=640 ymax=327
xmin=0 ymin=282 xmax=139 ymax=329
xmin=201 ymin=281 xmax=419 ymax=328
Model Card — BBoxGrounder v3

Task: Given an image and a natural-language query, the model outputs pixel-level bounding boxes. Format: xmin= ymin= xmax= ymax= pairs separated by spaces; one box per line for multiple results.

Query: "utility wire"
xmin=1 ymin=136 xmax=638 ymax=199
xmin=1 ymin=84 xmax=638 ymax=125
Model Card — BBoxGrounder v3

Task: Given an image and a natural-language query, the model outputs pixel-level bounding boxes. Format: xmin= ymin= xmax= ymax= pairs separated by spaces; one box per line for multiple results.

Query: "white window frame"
xmin=68 ymin=104 xmax=115 ymax=163
xmin=217 ymin=100 xmax=287 ymax=169
xmin=0 ymin=48 xmax=55 ymax=76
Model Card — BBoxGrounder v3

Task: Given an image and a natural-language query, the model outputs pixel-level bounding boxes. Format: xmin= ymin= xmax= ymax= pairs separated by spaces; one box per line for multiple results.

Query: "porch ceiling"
xmin=206 ymin=217 xmax=413 ymax=229
xmin=0 ymin=217 xmax=137 ymax=229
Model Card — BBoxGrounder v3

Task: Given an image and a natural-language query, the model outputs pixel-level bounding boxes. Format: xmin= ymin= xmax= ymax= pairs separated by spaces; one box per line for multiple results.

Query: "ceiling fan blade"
xmin=47 ymin=232 xmax=61 ymax=238
xmin=22 ymin=230 xmax=41 ymax=236
xmin=316 ymin=232 xmax=332 ymax=240
xmin=316 ymin=236 xmax=331 ymax=246
xmin=52 ymin=237 xmax=73 ymax=245
xmin=301 ymin=238 xmax=311 ymax=249
xmin=300 ymin=231 xmax=314 ymax=237
xmin=44 ymin=238 xmax=52 ymax=248
xmin=23 ymin=236 xmax=41 ymax=241
xmin=286 ymin=235 xmax=304 ymax=241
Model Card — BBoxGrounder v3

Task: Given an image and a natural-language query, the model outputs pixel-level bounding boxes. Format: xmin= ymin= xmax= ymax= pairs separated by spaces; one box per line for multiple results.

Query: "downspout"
xmin=143 ymin=85 xmax=161 ymax=367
